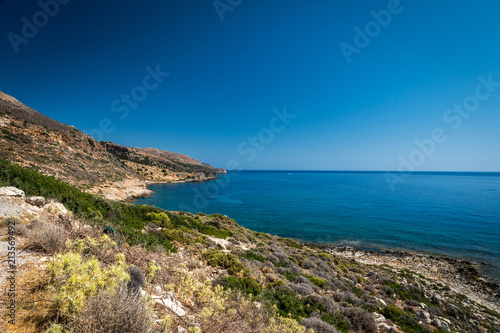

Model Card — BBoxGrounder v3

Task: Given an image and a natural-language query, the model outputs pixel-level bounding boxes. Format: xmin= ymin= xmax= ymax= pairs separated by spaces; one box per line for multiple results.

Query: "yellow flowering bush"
xmin=46 ymin=250 xmax=129 ymax=316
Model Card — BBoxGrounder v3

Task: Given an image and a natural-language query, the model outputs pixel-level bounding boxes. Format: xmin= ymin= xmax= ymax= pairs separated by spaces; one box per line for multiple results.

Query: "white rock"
xmin=154 ymin=285 xmax=163 ymax=295
xmin=43 ymin=202 xmax=68 ymax=215
xmin=0 ymin=187 xmax=25 ymax=198
xmin=178 ymin=327 xmax=186 ymax=333
xmin=25 ymin=196 xmax=45 ymax=207
xmin=376 ymin=297 xmax=387 ymax=307
xmin=153 ymin=293 xmax=186 ymax=317
xmin=432 ymin=318 xmax=450 ymax=332
xmin=373 ymin=312 xmax=386 ymax=323
xmin=378 ymin=323 xmax=393 ymax=332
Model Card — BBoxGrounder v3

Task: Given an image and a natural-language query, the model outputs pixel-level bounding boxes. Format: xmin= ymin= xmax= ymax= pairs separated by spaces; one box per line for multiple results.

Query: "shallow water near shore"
xmin=135 ymin=171 xmax=500 ymax=283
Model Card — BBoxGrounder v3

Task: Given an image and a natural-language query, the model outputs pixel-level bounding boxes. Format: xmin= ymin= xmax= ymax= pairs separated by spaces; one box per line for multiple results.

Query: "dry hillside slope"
xmin=0 ymin=90 xmax=221 ymax=201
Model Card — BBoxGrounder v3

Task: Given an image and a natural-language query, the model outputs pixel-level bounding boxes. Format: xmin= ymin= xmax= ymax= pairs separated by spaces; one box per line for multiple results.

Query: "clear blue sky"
xmin=1 ymin=0 xmax=499 ymax=171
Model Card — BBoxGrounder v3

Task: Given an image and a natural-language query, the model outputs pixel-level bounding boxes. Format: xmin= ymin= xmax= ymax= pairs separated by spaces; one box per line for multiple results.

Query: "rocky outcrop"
xmin=202 ymin=163 xmax=227 ymax=174
xmin=25 ymin=196 xmax=45 ymax=207
xmin=0 ymin=186 xmax=25 ymax=198
xmin=43 ymin=201 xmax=68 ymax=215
xmin=0 ymin=90 xmax=223 ymax=201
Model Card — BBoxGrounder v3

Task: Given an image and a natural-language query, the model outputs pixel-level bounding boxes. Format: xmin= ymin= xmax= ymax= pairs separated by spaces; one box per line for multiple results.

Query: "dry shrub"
xmin=72 ymin=286 xmax=154 ymax=333
xmin=302 ymin=317 xmax=340 ymax=333
xmin=342 ymin=306 xmax=377 ymax=333
xmin=25 ymin=221 xmax=67 ymax=253
xmin=288 ymin=283 xmax=315 ymax=297
xmin=0 ymin=217 xmax=16 ymax=228
xmin=0 ymin=263 xmax=57 ymax=333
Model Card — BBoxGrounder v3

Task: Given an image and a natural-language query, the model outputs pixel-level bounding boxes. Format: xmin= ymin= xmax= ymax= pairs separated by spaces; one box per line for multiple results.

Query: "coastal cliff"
xmin=0 ymin=91 xmax=224 ymax=202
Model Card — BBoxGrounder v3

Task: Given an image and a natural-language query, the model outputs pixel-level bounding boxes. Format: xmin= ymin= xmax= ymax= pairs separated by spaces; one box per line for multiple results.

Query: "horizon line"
xmin=223 ymin=169 xmax=500 ymax=174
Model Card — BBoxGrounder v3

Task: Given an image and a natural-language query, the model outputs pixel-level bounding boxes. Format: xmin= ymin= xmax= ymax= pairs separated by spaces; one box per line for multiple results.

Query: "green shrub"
xmin=0 ymin=158 xmax=180 ymax=252
xmin=203 ymin=249 xmax=246 ymax=275
xmin=381 ymin=305 xmax=430 ymax=333
xmin=239 ymin=250 xmax=266 ymax=263
xmin=337 ymin=263 xmax=348 ymax=274
xmin=279 ymin=238 xmax=303 ymax=249
xmin=351 ymin=285 xmax=364 ymax=297
xmin=383 ymin=280 xmax=428 ymax=304
xmin=163 ymin=229 xmax=192 ymax=244
xmin=303 ymin=274 xmax=327 ymax=288
xmin=320 ymin=312 xmax=350 ymax=333
xmin=220 ymin=276 xmax=262 ymax=296
xmin=263 ymin=287 xmax=308 ymax=320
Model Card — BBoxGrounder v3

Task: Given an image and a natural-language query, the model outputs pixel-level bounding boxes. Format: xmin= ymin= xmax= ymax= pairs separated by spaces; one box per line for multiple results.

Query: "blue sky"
xmin=1 ymin=0 xmax=499 ymax=171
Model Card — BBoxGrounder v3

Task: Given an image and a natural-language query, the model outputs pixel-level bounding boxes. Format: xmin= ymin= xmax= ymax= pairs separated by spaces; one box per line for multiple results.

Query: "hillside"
xmin=0 ymin=90 xmax=220 ymax=201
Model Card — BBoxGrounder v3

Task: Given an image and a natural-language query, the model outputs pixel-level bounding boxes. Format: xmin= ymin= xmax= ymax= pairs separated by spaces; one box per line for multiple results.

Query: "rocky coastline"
xmin=87 ymin=172 xmax=221 ymax=202
xmin=310 ymin=243 xmax=500 ymax=314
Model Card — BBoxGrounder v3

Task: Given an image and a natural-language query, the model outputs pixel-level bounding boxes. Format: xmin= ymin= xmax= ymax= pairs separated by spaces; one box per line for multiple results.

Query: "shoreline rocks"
xmin=312 ymin=243 xmax=500 ymax=313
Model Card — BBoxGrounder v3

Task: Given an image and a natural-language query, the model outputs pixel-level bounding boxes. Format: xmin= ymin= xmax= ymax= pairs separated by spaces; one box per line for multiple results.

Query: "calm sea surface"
xmin=134 ymin=171 xmax=500 ymax=283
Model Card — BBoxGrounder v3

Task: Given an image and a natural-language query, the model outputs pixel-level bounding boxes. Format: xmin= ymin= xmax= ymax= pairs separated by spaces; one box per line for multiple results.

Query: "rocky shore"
xmin=85 ymin=172 xmax=219 ymax=202
xmin=314 ymin=244 xmax=500 ymax=314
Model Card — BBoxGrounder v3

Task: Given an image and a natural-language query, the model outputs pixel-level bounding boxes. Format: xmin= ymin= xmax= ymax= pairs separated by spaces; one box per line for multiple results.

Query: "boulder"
xmin=43 ymin=202 xmax=68 ymax=215
xmin=416 ymin=310 xmax=431 ymax=324
xmin=25 ymin=196 xmax=45 ymax=207
xmin=152 ymin=291 xmax=186 ymax=317
xmin=0 ymin=187 xmax=25 ymax=198
xmin=432 ymin=319 xmax=450 ymax=332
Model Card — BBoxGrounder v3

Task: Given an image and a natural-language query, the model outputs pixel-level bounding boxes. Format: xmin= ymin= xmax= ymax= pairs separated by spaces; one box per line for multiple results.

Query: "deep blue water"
xmin=135 ymin=171 xmax=500 ymax=283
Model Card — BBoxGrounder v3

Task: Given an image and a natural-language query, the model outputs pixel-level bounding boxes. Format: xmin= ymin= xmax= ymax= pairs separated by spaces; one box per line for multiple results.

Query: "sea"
xmin=134 ymin=171 xmax=500 ymax=283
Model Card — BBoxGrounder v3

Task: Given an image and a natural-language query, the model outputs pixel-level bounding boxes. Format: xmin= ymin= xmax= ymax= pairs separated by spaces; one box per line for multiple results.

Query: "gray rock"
xmin=416 ymin=310 xmax=431 ymax=324
xmin=0 ymin=187 xmax=25 ymax=198
xmin=432 ymin=319 xmax=450 ymax=332
xmin=25 ymin=196 xmax=45 ymax=207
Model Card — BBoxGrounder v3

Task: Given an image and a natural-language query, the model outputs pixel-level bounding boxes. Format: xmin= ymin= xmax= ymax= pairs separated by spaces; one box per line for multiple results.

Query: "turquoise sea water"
xmin=135 ymin=171 xmax=500 ymax=283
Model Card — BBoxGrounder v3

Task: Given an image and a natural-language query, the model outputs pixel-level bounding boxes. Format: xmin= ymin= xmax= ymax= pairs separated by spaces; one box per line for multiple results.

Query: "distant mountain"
xmin=0 ymin=90 xmax=223 ymax=201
